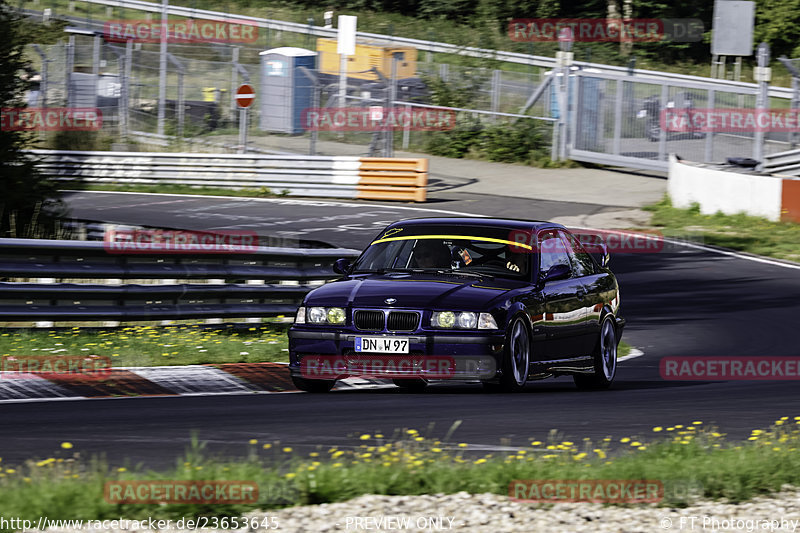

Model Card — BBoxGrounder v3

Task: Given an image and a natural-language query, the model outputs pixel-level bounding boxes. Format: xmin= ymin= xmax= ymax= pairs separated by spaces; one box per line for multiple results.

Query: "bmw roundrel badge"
xmin=385 ymin=298 xmax=397 ymax=305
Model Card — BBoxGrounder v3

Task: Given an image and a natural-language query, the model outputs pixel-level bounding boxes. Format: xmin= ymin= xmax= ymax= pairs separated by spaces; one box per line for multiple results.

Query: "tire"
xmin=392 ymin=378 xmax=428 ymax=392
xmin=495 ymin=315 xmax=531 ymax=392
xmin=574 ymin=314 xmax=617 ymax=390
xmin=291 ymin=375 xmax=336 ymax=393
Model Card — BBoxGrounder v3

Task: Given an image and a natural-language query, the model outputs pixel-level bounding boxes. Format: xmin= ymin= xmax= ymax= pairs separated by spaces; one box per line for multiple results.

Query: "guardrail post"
xmin=245 ymin=279 xmax=265 ymax=323
xmin=105 ymin=277 xmax=122 ymax=327
xmin=205 ymin=278 xmax=225 ymax=324
xmin=35 ymin=277 xmax=56 ymax=328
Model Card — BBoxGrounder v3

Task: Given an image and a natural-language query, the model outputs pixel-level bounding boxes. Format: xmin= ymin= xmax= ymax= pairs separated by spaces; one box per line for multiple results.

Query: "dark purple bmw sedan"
xmin=288 ymin=217 xmax=624 ymax=393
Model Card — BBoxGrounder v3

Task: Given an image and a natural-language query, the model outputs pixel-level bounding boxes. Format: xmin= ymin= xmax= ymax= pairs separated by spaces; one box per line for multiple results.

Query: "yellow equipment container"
xmin=316 ymin=38 xmax=417 ymax=81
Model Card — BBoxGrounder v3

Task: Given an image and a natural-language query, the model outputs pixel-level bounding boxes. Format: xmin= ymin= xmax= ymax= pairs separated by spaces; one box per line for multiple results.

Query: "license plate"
xmin=355 ymin=336 xmax=409 ymax=354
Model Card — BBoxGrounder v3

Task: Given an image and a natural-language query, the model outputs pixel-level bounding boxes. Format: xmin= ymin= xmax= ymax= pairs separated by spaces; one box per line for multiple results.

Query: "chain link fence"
xmin=19 ymin=5 xmax=796 ymax=169
xmin=23 ymin=34 xmax=556 ymax=159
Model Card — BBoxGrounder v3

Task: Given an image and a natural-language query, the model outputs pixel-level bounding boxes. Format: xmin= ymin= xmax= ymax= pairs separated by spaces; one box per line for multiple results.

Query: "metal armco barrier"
xmin=29 ymin=150 xmax=429 ymax=202
xmin=0 ymin=238 xmax=359 ymax=322
xmin=763 ymin=148 xmax=800 ymax=177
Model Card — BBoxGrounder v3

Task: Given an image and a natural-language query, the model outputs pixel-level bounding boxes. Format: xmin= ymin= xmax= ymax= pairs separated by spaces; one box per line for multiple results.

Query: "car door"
xmin=535 ymin=229 xmax=586 ymax=361
xmin=563 ymin=231 xmax=604 ymax=356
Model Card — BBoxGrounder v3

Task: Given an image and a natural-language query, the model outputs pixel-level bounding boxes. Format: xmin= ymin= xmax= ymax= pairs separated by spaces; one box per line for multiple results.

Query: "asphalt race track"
xmin=56 ymin=191 xmax=618 ymax=249
xmin=1 ymin=192 xmax=799 ymax=468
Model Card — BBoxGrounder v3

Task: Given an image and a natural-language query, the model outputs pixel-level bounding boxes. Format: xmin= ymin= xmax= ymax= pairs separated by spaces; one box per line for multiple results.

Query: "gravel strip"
xmin=26 ymin=489 xmax=800 ymax=533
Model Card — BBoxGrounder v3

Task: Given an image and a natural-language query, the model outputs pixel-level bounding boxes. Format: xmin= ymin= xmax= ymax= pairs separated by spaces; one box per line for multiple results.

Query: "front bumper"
xmin=288 ymin=328 xmax=505 ymax=380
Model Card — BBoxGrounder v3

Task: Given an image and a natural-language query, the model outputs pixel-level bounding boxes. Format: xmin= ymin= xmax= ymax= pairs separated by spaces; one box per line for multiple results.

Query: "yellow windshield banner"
xmin=370 ymin=234 xmax=533 ymax=250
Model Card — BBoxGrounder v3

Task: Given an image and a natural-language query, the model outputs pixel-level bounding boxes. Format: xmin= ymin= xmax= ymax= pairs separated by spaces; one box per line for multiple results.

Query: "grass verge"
xmin=618 ymin=341 xmax=632 ymax=359
xmin=644 ymin=196 xmax=800 ymax=263
xmin=1 ymin=418 xmax=800 ymax=524
xmin=0 ymin=327 xmax=633 ymax=368
xmin=0 ymin=324 xmax=290 ymax=367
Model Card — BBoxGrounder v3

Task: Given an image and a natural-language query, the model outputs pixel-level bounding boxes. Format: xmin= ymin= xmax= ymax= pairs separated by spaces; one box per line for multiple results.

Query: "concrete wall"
xmin=668 ymin=154 xmax=783 ymax=222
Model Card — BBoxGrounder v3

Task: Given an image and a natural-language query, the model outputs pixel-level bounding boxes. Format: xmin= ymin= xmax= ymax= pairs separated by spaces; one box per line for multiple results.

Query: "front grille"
xmin=354 ymin=310 xmax=385 ymax=331
xmin=387 ymin=311 xmax=420 ymax=332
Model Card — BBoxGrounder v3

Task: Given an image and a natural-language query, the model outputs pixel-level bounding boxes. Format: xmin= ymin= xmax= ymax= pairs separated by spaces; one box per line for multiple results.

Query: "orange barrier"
xmin=781 ymin=178 xmax=800 ymax=223
xmin=357 ymin=157 xmax=428 ymax=202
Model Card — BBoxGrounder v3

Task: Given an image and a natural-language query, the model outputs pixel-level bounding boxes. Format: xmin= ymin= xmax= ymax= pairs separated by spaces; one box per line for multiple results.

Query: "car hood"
xmin=304 ymin=273 xmax=526 ymax=310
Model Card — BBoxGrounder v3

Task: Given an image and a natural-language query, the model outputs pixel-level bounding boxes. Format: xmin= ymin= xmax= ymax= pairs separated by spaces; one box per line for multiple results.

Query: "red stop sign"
xmin=235 ymin=84 xmax=255 ymax=108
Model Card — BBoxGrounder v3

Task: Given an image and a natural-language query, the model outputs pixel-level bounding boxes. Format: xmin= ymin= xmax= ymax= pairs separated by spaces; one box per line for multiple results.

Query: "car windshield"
xmin=352 ymin=225 xmax=531 ymax=280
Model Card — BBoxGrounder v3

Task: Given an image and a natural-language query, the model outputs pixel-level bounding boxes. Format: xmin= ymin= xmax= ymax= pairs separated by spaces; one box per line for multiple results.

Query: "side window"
xmin=564 ymin=232 xmax=596 ymax=277
xmin=537 ymin=230 xmax=572 ymax=277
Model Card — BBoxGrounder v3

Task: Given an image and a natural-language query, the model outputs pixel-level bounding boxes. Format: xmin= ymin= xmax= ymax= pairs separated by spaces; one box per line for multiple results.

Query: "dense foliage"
xmin=267 ymin=0 xmax=800 ymax=63
xmin=0 ymin=1 xmax=65 ymax=237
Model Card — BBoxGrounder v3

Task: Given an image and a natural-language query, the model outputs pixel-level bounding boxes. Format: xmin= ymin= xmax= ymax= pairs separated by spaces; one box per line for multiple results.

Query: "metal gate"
xmin=564 ymin=70 xmax=794 ymax=171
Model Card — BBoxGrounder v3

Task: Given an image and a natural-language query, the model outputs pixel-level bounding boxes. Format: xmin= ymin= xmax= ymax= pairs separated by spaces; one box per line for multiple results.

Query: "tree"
xmin=0 ymin=1 xmax=63 ymax=237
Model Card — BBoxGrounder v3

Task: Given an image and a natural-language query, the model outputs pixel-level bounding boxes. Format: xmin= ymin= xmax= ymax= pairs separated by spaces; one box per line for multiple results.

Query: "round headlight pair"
xmin=307 ymin=307 xmax=346 ymax=325
xmin=431 ymin=311 xmax=477 ymax=329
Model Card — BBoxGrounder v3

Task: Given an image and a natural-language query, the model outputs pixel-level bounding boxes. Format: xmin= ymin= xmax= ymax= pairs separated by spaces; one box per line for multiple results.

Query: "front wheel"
xmin=574 ymin=315 xmax=617 ymax=390
xmin=291 ymin=376 xmax=336 ymax=393
xmin=494 ymin=316 xmax=531 ymax=392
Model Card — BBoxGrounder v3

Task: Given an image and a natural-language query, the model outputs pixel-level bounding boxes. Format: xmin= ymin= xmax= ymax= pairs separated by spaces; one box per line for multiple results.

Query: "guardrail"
xmin=0 ymin=238 xmax=360 ymax=322
xmin=763 ymin=148 xmax=800 ymax=177
xmin=30 ymin=150 xmax=429 ymax=202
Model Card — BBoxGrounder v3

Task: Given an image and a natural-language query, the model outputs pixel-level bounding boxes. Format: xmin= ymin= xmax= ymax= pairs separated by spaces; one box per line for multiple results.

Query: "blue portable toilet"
xmin=259 ymin=47 xmax=317 ymax=134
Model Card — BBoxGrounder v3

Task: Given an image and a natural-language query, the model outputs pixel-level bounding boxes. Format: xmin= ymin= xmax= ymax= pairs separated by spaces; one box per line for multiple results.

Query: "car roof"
xmin=385 ymin=217 xmax=565 ymax=231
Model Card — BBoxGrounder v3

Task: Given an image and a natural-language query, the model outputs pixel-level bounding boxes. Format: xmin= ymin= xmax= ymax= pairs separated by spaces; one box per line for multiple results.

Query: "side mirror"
xmin=599 ymin=243 xmax=610 ymax=268
xmin=540 ymin=263 xmax=570 ymax=283
xmin=333 ymin=258 xmax=352 ymax=275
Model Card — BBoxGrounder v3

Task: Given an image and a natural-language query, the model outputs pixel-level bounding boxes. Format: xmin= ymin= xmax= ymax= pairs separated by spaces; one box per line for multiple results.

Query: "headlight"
xmin=295 ymin=306 xmax=306 ymax=324
xmin=327 ymin=307 xmax=346 ymax=324
xmin=431 ymin=311 xmax=483 ymax=329
xmin=305 ymin=306 xmax=347 ymax=325
xmin=308 ymin=307 xmax=327 ymax=324
xmin=457 ymin=312 xmax=477 ymax=329
xmin=478 ymin=312 xmax=499 ymax=330
xmin=432 ymin=311 xmax=456 ymax=328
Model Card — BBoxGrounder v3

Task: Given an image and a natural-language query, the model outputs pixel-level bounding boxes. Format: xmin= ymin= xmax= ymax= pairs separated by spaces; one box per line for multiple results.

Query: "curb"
xmin=0 ymin=348 xmax=645 ymax=402
xmin=0 ymin=362 xmax=390 ymax=402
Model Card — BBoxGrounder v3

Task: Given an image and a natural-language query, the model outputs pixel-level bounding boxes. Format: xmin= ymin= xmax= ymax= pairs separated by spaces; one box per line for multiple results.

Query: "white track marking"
xmin=64 ymin=190 xmax=488 ymax=218
xmin=618 ymin=348 xmax=645 ymax=362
